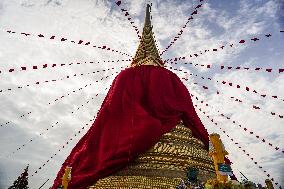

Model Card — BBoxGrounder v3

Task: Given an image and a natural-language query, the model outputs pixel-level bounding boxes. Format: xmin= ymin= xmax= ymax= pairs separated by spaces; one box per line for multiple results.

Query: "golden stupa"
xmin=88 ymin=4 xmax=215 ymax=189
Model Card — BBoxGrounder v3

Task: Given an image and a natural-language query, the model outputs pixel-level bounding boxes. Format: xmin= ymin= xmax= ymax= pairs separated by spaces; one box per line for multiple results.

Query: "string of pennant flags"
xmin=1 ymin=29 xmax=132 ymax=58
xmin=0 ymin=59 xmax=131 ymax=75
xmin=167 ymin=66 xmax=284 ymax=120
xmin=115 ymin=1 xmax=142 ymax=40
xmin=30 ymin=83 xmax=112 ymax=177
xmin=193 ymin=101 xmax=280 ymax=187
xmin=188 ymin=78 xmax=284 ymax=120
xmin=167 ymin=64 xmax=284 ymax=103
xmin=187 ymin=93 xmax=283 ymax=154
xmin=165 ymin=30 xmax=283 ymax=71
xmin=160 ymin=0 xmax=205 ymax=56
xmin=47 ymin=70 xmax=122 ymax=105
xmin=0 ymin=66 xmax=125 ymax=93
xmin=115 ymin=0 xmax=150 ymax=57
xmin=0 ymin=112 xmax=32 ymax=128
xmin=5 ymin=88 xmax=108 ymax=158
xmin=0 ymin=69 xmax=122 ymax=129
xmin=168 ymin=59 xmax=284 ymax=74
xmin=4 ymin=121 xmax=59 ymax=158
xmin=30 ymin=114 xmax=97 ymax=177
xmin=165 ymin=33 xmax=274 ymax=59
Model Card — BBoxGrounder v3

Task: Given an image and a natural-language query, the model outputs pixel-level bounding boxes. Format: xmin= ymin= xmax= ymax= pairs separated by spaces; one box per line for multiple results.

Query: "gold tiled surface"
xmin=89 ymin=123 xmax=215 ymax=188
xmin=89 ymin=176 xmax=181 ymax=189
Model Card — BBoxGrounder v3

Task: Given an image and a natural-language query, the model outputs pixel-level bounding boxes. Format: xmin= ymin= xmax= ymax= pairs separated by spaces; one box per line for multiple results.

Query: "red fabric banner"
xmin=51 ymin=65 xmax=209 ymax=189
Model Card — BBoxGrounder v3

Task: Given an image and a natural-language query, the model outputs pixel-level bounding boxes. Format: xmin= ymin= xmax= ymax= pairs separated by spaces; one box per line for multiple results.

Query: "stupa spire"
xmin=131 ymin=4 xmax=163 ymax=67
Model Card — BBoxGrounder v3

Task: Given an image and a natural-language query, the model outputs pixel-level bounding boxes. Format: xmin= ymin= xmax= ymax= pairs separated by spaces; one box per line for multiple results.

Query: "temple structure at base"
xmin=90 ymin=122 xmax=215 ymax=188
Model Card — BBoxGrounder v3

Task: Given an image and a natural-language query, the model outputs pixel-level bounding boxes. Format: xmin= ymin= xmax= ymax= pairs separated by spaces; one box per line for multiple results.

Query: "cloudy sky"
xmin=0 ymin=0 xmax=283 ymax=188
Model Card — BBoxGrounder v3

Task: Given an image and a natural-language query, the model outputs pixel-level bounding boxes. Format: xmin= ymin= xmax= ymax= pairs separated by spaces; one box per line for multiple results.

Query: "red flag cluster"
xmin=48 ymin=71 xmax=120 ymax=105
xmin=7 ymin=86 xmax=112 ymax=158
xmin=1 ymin=70 xmax=121 ymax=133
xmin=4 ymin=30 xmax=131 ymax=57
xmin=0 ymin=112 xmax=32 ymax=128
xmin=191 ymin=94 xmax=283 ymax=154
xmin=217 ymin=79 xmax=284 ymax=105
xmin=160 ymin=0 xmax=204 ymax=56
xmin=7 ymin=122 xmax=59 ymax=158
xmin=115 ymin=1 xmax=142 ymax=41
xmin=167 ymin=58 xmax=283 ymax=74
xmin=31 ymin=114 xmax=98 ymax=177
xmin=193 ymin=103 xmax=279 ymax=186
xmin=219 ymin=65 xmax=283 ymax=73
xmin=168 ymin=64 xmax=284 ymax=105
xmin=0 ymin=59 xmax=131 ymax=75
xmin=0 ymin=66 xmax=125 ymax=93
xmin=169 ymin=67 xmax=284 ymax=120
xmin=166 ymin=32 xmax=276 ymax=66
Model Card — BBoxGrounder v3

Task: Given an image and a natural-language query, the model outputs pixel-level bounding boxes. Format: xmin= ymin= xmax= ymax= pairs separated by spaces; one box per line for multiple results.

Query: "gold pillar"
xmin=208 ymin=133 xmax=228 ymax=183
xmin=62 ymin=166 xmax=72 ymax=189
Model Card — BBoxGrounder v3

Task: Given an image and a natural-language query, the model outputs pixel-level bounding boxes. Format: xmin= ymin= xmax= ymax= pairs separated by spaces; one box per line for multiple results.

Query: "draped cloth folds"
xmin=51 ymin=65 xmax=209 ymax=189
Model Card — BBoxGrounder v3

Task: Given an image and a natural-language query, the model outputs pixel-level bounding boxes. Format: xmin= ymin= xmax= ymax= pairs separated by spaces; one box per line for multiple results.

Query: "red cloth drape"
xmin=51 ymin=65 xmax=209 ymax=189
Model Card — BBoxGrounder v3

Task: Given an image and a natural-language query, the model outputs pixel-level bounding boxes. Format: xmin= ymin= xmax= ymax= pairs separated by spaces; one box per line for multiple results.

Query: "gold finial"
xmin=131 ymin=4 xmax=163 ymax=67
xmin=62 ymin=166 xmax=72 ymax=189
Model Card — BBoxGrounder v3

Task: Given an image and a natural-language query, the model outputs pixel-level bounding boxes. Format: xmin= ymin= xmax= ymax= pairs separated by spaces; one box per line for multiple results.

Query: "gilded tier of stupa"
xmin=90 ymin=122 xmax=215 ymax=188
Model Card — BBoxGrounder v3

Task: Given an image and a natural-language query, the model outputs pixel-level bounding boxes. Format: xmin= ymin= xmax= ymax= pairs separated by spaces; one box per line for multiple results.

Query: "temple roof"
xmin=131 ymin=4 xmax=163 ymax=67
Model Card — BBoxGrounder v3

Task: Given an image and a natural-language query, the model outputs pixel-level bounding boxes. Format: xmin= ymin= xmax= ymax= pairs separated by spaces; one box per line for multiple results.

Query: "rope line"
xmin=0 ymin=68 xmax=124 ymax=129
xmin=167 ymin=63 xmax=284 ymax=103
xmin=165 ymin=32 xmax=281 ymax=63
xmin=194 ymin=101 xmax=280 ymax=187
xmin=188 ymin=93 xmax=283 ymax=153
xmin=0 ymin=66 xmax=126 ymax=93
xmin=2 ymin=29 xmax=132 ymax=57
xmin=160 ymin=0 xmax=205 ymax=56
xmin=0 ymin=59 xmax=130 ymax=75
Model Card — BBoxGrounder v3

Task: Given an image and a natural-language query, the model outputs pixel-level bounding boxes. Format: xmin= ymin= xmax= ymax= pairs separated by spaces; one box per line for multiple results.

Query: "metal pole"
xmin=239 ymin=171 xmax=248 ymax=180
xmin=38 ymin=178 xmax=49 ymax=189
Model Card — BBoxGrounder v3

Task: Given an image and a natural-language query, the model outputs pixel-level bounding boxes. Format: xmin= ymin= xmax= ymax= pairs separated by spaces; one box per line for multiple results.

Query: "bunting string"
xmin=165 ymin=31 xmax=283 ymax=64
xmin=167 ymin=65 xmax=284 ymax=103
xmin=0 ymin=111 xmax=32 ymax=128
xmin=115 ymin=0 xmax=148 ymax=57
xmin=3 ymin=121 xmax=59 ymax=158
xmin=2 ymin=29 xmax=132 ymax=57
xmin=0 ymin=68 xmax=122 ymax=129
xmin=0 ymin=59 xmax=131 ymax=75
xmin=181 ymin=76 xmax=283 ymax=120
xmin=47 ymin=70 xmax=123 ymax=105
xmin=167 ymin=66 xmax=284 ymax=119
xmin=160 ymin=0 xmax=205 ymax=56
xmin=167 ymin=58 xmax=284 ymax=74
xmin=4 ymin=90 xmax=107 ymax=158
xmin=30 ymin=114 xmax=97 ymax=177
xmin=193 ymin=103 xmax=280 ymax=187
xmin=190 ymin=94 xmax=283 ymax=153
xmin=115 ymin=1 xmax=142 ymax=40
xmin=0 ymin=66 xmax=125 ymax=93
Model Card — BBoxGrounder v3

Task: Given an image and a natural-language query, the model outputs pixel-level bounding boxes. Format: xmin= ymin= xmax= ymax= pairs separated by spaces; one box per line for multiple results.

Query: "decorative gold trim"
xmin=89 ymin=123 xmax=215 ymax=188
